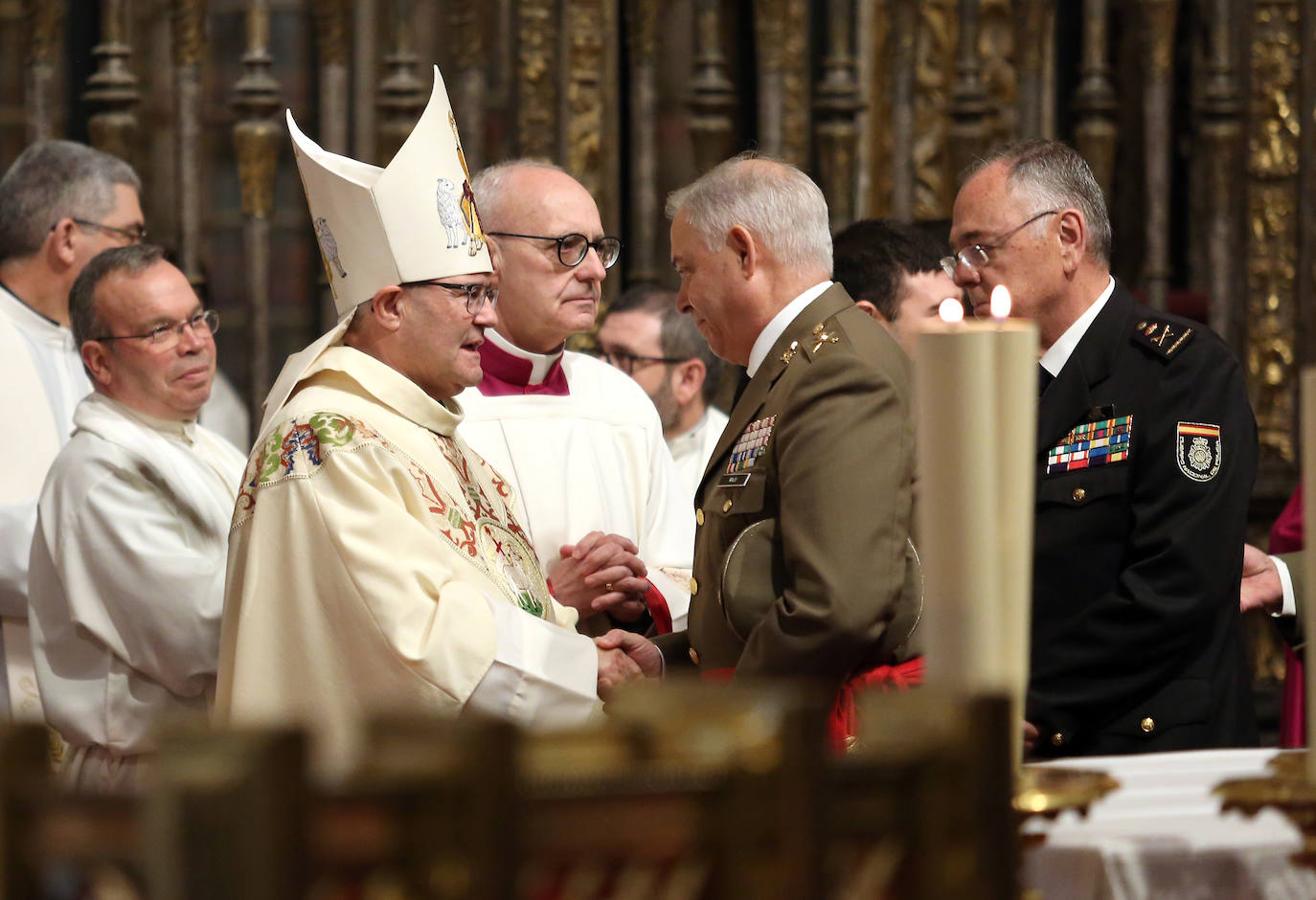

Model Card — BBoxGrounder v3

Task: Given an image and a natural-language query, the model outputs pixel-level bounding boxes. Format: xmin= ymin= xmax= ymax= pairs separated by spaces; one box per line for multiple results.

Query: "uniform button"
xmin=1140 ymin=717 xmax=1155 ymax=734
xmin=1072 ymin=487 xmax=1087 ymax=503
xmin=689 ymin=577 xmax=699 ymax=596
xmin=1050 ymin=732 xmax=1066 ymax=748
xmin=688 ymin=647 xmax=700 ymax=665
xmin=696 ymin=508 xmax=704 ymax=526
xmin=722 ymin=499 xmax=733 ymax=513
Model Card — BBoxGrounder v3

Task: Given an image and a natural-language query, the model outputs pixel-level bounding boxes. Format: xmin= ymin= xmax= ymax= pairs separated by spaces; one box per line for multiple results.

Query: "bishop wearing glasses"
xmin=217 ymin=68 xmax=659 ymax=778
xmin=454 ymin=161 xmax=694 ymax=638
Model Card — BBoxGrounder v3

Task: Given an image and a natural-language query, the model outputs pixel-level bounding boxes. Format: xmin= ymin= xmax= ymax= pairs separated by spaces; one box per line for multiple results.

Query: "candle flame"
xmin=938 ymin=298 xmax=964 ymax=323
xmin=990 ymin=285 xmax=1012 ymax=319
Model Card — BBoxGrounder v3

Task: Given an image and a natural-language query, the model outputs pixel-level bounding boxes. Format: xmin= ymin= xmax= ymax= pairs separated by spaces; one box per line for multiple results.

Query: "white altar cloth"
xmin=1024 ymin=749 xmax=1316 ymax=899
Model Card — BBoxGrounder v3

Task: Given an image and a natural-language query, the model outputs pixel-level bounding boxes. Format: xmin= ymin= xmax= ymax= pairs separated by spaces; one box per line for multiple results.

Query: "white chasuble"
xmin=217 ymin=347 xmax=599 ymax=778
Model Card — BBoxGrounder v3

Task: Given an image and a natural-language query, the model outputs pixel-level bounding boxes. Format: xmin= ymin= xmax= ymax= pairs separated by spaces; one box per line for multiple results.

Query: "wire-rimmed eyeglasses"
xmin=92 ymin=309 xmax=218 ymax=349
xmin=63 ymin=218 xmax=148 ymax=245
xmin=940 ymin=210 xmax=1058 ymax=280
xmin=402 ymin=280 xmax=500 ymax=316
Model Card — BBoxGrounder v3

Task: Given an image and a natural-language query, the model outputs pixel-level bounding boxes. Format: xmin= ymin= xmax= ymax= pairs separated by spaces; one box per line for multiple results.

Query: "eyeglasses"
xmin=93 ymin=309 xmax=219 ymax=348
xmin=597 ymin=347 xmax=684 ymax=376
xmin=66 ymin=218 xmax=148 ymax=244
xmin=403 ymin=280 xmax=499 ymax=316
xmin=487 ymin=231 xmax=622 ymax=269
xmin=940 ymin=209 xmax=1058 ymax=280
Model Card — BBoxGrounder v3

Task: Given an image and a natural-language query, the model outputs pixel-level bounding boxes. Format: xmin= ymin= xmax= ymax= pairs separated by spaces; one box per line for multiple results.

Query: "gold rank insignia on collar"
xmin=809 ymin=321 xmax=840 ymax=354
xmin=781 ymin=340 xmax=799 ymax=365
xmin=1132 ymin=317 xmax=1194 ymax=360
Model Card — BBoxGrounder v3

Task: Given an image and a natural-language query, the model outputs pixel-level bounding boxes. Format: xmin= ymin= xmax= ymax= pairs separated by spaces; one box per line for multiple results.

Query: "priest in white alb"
xmin=215 ymin=67 xmax=662 ymax=778
xmin=458 ymin=161 xmax=694 ymax=635
xmin=27 ymin=245 xmax=245 ymax=793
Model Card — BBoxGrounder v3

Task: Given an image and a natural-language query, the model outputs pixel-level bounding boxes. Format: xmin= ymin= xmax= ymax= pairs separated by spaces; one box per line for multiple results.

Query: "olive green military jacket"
xmin=654 ymin=285 xmax=920 ymax=692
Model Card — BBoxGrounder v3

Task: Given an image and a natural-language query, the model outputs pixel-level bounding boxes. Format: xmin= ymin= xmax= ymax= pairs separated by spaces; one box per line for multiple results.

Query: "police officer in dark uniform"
xmin=947 ymin=140 xmax=1258 ymax=757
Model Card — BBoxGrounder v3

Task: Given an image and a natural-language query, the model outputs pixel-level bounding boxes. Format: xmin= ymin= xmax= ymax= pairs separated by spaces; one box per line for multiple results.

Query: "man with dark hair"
xmin=28 ymin=245 xmax=244 ymax=792
xmin=597 ymin=284 xmax=727 ymax=502
xmin=947 ymin=138 xmax=1258 ymax=757
xmin=831 ymin=218 xmax=957 ymax=354
xmin=0 ymin=140 xmax=145 ymax=722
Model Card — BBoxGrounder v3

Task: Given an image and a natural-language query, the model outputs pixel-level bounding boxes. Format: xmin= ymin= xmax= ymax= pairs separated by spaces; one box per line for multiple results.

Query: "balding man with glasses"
xmin=457 ymin=161 xmax=694 ymax=637
xmin=948 ymin=140 xmax=1258 ymax=758
xmin=27 ymin=245 xmax=244 ymax=792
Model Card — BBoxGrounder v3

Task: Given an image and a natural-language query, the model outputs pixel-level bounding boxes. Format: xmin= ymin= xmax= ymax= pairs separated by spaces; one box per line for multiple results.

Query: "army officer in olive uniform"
xmin=654 ymin=154 xmax=920 ymax=692
xmin=948 ymin=140 xmax=1258 ymax=757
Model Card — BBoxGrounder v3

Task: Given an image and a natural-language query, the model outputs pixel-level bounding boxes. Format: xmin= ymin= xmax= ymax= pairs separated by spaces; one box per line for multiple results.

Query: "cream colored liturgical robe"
xmin=28 ymin=392 xmax=246 ymax=792
xmin=217 ymin=346 xmax=600 ymax=777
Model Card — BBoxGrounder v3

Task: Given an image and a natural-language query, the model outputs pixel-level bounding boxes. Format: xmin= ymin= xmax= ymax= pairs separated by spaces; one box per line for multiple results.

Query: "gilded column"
xmin=1013 ymin=0 xmax=1048 ymax=139
xmin=814 ymin=0 xmax=861 ymax=231
xmin=23 ymin=0 xmax=64 ymax=142
xmin=625 ymin=0 xmax=661 ymax=282
xmin=447 ymin=3 xmax=486 ymax=167
xmin=516 ymin=0 xmax=559 ymax=159
xmin=314 ymin=0 xmax=350 ymax=155
xmin=377 ymin=0 xmax=426 ymax=165
xmin=1140 ymin=0 xmax=1177 ymax=311
xmin=1245 ymin=0 xmax=1300 ymax=467
xmin=688 ymin=0 xmax=736 ymax=174
xmin=1198 ymin=0 xmax=1242 ymax=344
xmin=172 ymin=0 xmax=206 ymax=288
xmin=231 ymin=0 xmax=283 ymax=425
xmin=84 ymin=0 xmax=140 ymax=166
xmin=854 ymin=0 xmax=885 ymax=219
xmin=1073 ymin=0 xmax=1117 ymax=198
xmin=352 ymin=0 xmax=378 ymax=162
xmin=754 ymin=0 xmax=810 ymax=167
xmin=948 ymin=0 xmax=992 ymax=188
xmin=564 ymin=0 xmax=613 ymax=203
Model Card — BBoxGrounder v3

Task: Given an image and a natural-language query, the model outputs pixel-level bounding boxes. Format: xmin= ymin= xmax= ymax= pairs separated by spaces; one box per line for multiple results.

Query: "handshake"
xmin=594 ymin=629 xmax=663 ymax=701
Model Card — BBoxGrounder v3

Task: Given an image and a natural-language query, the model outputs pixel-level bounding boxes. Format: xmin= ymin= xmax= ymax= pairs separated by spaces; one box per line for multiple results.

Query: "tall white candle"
xmin=914 ymin=292 xmax=1037 ymax=770
xmin=1301 ymin=370 xmax=1316 ymax=781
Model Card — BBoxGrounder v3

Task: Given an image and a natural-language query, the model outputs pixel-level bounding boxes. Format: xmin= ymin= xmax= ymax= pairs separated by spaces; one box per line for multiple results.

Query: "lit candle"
xmin=1302 ymin=371 xmax=1316 ymax=781
xmin=914 ymin=287 xmax=1037 ymax=771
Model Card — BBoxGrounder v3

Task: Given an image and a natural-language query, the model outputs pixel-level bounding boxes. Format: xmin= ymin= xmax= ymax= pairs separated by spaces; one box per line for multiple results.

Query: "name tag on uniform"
xmin=718 ymin=472 xmax=752 ymax=488
xmin=1045 ymin=415 xmax=1133 ymax=475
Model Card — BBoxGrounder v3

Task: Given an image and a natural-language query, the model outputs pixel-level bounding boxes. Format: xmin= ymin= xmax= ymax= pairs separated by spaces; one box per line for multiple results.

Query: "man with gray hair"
xmin=457 ymin=160 xmax=694 ymax=637
xmin=657 ymin=153 xmax=922 ymax=745
xmin=597 ymin=283 xmax=727 ymax=503
xmin=946 ymin=139 xmax=1258 ymax=757
xmin=27 ymin=245 xmax=244 ymax=792
xmin=0 ymin=140 xmax=145 ymax=722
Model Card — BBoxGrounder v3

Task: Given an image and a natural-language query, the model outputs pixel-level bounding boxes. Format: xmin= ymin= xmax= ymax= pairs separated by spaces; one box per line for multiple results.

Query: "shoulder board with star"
xmin=1131 ymin=317 xmax=1195 ymax=361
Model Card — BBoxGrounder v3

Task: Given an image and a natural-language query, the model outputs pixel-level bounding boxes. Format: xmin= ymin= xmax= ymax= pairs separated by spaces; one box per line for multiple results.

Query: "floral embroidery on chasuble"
xmin=233 ymin=411 xmax=553 ymax=619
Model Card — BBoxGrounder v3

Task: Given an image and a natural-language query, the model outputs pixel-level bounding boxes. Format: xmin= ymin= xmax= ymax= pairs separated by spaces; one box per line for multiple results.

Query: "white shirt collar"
xmin=746 ymin=280 xmax=832 ymax=377
xmin=1039 ymin=275 xmax=1116 ymax=377
xmin=82 ymin=392 xmax=199 ymax=444
xmin=0 ymin=281 xmax=67 ymax=343
xmin=668 ymin=407 xmax=712 ymax=459
xmin=486 ymin=328 xmax=564 ymax=385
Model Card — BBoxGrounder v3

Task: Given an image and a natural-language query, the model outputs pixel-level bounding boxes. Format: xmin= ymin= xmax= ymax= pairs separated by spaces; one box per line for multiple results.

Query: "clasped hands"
xmin=547 ymin=531 xmax=651 ymax=623
xmin=543 ymin=531 xmax=663 ymax=700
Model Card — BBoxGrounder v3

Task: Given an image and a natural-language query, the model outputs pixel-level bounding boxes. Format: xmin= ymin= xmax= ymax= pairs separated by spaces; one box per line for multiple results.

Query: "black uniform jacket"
xmin=1029 ymin=282 xmax=1258 ymax=757
xmin=655 ymin=285 xmax=920 ymax=694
